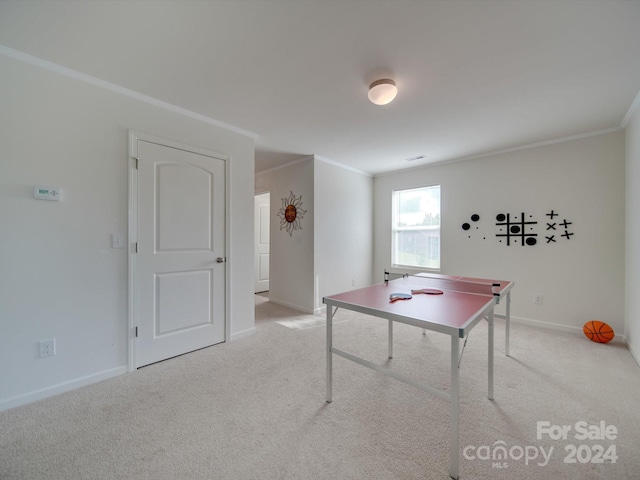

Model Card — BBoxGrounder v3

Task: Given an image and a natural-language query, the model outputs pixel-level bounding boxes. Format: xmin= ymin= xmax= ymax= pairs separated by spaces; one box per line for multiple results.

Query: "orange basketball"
xmin=583 ymin=320 xmax=615 ymax=344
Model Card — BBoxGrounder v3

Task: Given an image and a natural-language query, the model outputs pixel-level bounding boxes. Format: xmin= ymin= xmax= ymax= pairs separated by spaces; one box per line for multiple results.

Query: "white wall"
xmin=314 ymin=159 xmax=373 ymax=309
xmin=0 ymin=54 xmax=255 ymax=410
xmin=255 ymin=157 xmax=374 ymax=313
xmin=257 ymin=158 xmax=315 ymax=312
xmin=625 ymin=105 xmax=640 ymax=362
xmin=374 ymin=131 xmax=625 ymax=334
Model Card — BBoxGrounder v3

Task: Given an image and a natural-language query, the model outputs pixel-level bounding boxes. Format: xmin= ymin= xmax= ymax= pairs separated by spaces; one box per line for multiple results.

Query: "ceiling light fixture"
xmin=368 ymin=79 xmax=397 ymax=105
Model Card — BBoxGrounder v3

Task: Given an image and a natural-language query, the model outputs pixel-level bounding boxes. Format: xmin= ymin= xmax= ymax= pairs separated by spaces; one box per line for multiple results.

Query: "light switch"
xmin=112 ymin=233 xmax=125 ymax=249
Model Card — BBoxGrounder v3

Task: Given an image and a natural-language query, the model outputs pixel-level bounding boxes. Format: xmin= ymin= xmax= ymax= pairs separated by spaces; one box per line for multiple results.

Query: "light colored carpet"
xmin=1 ymin=294 xmax=639 ymax=479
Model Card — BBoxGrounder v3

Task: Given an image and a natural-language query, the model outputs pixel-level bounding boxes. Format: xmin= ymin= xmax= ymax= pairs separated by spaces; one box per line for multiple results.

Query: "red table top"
xmin=324 ymin=274 xmax=512 ymax=337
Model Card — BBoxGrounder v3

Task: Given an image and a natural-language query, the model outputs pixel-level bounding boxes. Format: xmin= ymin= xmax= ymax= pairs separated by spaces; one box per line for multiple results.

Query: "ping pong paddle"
xmin=411 ymin=288 xmax=444 ymax=295
xmin=389 ymin=293 xmax=412 ymax=303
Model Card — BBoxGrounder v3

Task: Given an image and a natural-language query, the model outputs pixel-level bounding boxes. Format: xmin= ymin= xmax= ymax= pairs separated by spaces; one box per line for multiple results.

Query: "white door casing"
xmin=254 ymin=192 xmax=270 ymax=293
xmin=129 ymin=132 xmax=227 ymax=369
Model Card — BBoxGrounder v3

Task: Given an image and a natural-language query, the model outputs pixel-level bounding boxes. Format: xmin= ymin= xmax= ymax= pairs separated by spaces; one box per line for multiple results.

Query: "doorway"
xmin=129 ymin=132 xmax=227 ymax=369
xmin=254 ymin=192 xmax=270 ymax=294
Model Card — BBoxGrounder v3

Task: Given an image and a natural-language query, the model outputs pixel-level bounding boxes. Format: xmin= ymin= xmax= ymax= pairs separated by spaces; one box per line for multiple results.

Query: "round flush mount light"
xmin=368 ymin=79 xmax=397 ymax=105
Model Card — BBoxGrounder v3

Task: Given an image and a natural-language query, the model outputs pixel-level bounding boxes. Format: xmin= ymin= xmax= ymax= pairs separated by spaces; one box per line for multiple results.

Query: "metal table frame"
xmin=324 ymin=281 xmax=502 ymax=480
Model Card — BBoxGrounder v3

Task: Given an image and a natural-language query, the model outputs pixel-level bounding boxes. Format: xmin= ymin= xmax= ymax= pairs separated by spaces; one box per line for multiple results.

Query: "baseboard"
xmin=504 ymin=314 xmax=581 ymax=335
xmin=230 ymin=327 xmax=256 ymax=341
xmin=625 ymin=337 xmax=640 ymax=367
xmin=502 ymin=314 xmax=626 ymax=345
xmin=268 ymin=297 xmax=315 ymax=314
xmin=0 ymin=365 xmax=128 ymax=413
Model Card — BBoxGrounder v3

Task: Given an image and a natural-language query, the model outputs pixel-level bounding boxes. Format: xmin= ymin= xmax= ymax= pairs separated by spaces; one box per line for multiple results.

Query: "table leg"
xmin=450 ymin=335 xmax=460 ymax=480
xmin=488 ymin=309 xmax=494 ymax=401
xmin=326 ymin=306 xmax=333 ymax=403
xmin=388 ymin=320 xmax=393 ymax=359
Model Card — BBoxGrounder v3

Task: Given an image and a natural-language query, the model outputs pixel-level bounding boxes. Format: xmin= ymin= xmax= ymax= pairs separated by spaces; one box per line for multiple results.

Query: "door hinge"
xmin=133 ymin=157 xmax=139 ymax=169
xmin=135 ymin=326 xmax=138 ymax=338
xmin=135 ymin=242 xmax=138 ymax=253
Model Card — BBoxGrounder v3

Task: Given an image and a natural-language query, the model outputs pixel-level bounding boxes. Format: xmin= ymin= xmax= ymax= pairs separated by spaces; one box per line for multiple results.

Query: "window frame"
xmin=391 ymin=184 xmax=441 ymax=271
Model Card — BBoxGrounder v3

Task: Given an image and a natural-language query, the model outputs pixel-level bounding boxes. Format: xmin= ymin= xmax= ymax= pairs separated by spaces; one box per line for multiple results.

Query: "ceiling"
xmin=1 ymin=0 xmax=639 ymax=175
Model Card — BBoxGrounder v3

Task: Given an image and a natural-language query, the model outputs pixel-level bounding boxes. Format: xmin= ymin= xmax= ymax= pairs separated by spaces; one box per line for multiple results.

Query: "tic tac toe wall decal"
xmin=277 ymin=191 xmax=307 ymax=236
xmin=496 ymin=212 xmax=538 ymax=246
xmin=461 ymin=210 xmax=574 ymax=246
xmin=461 ymin=214 xmax=486 ymax=240
xmin=544 ymin=210 xmax=574 ymax=243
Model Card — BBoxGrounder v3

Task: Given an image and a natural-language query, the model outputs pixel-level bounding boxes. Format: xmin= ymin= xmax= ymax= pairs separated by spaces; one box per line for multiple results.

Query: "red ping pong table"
xmin=323 ymin=273 xmax=514 ymax=480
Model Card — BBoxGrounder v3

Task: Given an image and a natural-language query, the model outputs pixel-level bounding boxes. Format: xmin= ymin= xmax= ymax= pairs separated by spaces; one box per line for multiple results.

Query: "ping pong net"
xmin=384 ymin=271 xmax=501 ymax=299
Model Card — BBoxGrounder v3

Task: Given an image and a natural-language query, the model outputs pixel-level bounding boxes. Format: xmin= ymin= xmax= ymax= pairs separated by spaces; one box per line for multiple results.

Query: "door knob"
xmin=216 ymin=257 xmax=224 ymax=263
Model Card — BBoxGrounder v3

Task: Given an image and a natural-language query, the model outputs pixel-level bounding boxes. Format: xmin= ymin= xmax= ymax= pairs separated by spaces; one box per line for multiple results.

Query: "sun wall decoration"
xmin=277 ymin=191 xmax=307 ymax=236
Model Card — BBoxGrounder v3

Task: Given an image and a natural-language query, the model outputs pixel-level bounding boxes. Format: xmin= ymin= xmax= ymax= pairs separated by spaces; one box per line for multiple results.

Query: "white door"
xmin=135 ymin=139 xmax=226 ymax=368
xmin=254 ymin=192 xmax=270 ymax=293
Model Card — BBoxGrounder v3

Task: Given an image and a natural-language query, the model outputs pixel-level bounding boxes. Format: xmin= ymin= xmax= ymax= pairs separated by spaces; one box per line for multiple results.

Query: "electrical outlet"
xmin=533 ymin=294 xmax=543 ymax=305
xmin=39 ymin=339 xmax=56 ymax=358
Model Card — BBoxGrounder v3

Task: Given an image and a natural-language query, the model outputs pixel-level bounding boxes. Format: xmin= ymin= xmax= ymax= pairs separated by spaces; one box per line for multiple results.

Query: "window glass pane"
xmin=392 ymin=185 xmax=440 ymax=269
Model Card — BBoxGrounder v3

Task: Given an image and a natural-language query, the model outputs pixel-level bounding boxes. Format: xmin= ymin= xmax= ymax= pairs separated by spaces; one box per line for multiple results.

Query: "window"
xmin=392 ymin=185 xmax=441 ymax=270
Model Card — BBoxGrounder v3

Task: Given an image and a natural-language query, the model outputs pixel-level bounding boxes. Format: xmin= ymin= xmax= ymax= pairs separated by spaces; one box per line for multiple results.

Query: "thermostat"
xmin=33 ymin=186 xmax=61 ymax=201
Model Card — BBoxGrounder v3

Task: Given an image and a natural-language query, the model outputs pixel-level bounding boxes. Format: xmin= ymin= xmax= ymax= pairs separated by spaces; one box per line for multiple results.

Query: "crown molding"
xmin=375 ymin=127 xmax=623 ymax=178
xmin=621 ymin=89 xmax=640 ymax=128
xmin=0 ymin=44 xmax=257 ymax=139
